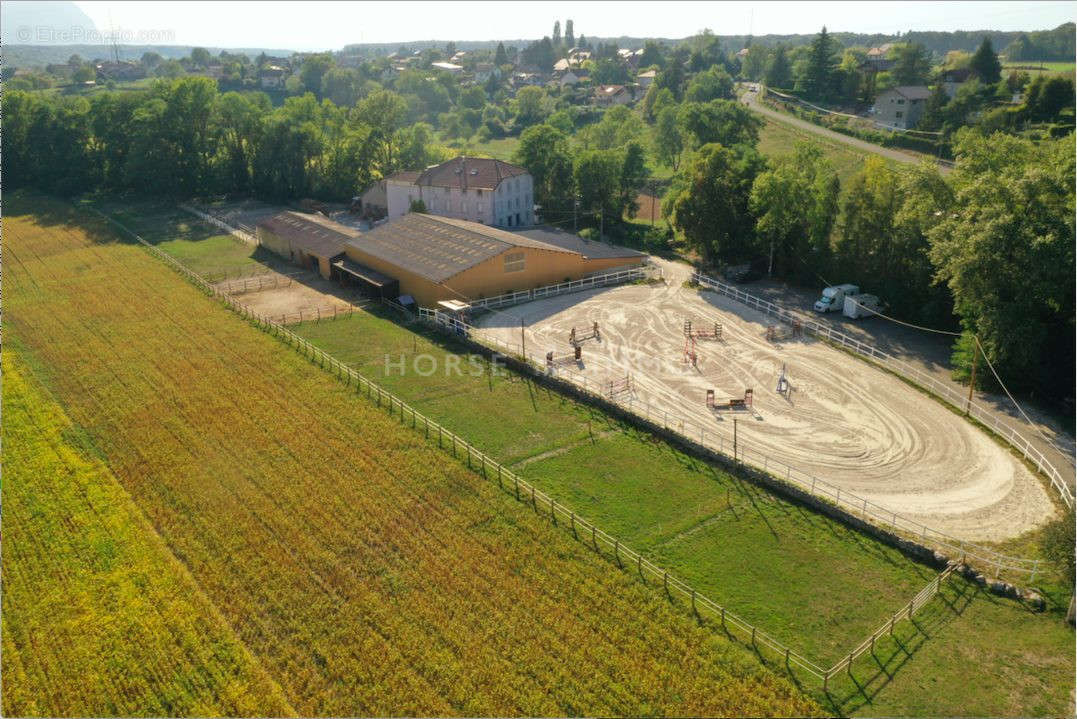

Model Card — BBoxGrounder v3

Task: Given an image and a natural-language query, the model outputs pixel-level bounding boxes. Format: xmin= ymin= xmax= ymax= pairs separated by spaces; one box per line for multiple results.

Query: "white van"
xmin=813 ymin=284 xmax=859 ymax=313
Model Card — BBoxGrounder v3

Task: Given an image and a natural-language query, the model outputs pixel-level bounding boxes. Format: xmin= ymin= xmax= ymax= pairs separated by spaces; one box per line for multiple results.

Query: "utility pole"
xmin=733 ymin=418 xmax=738 ymax=462
xmin=650 ymin=181 xmax=656 ymax=226
xmin=965 ymin=335 xmax=979 ymax=415
xmin=521 ymin=318 xmax=526 ymax=359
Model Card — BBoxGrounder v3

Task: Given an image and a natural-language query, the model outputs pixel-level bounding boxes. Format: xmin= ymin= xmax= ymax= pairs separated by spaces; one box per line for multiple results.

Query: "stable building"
xmin=342 ymin=214 xmax=644 ymax=307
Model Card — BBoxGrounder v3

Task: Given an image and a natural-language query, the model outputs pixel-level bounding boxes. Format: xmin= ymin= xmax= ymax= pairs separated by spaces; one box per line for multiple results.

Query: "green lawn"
xmin=1003 ymin=61 xmax=1076 ymax=76
xmin=448 ymin=135 xmax=521 ymax=161
xmin=757 ymin=118 xmax=870 ymax=188
xmin=109 ymin=202 xmax=1076 ymax=717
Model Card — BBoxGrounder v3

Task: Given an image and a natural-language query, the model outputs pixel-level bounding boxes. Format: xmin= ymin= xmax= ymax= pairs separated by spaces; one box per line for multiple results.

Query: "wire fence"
xmin=691 ymin=270 xmax=1074 ymax=509
xmin=214 ymin=273 xmax=296 ymax=295
xmin=89 ymin=204 xmax=1011 ymax=691
xmin=419 ymin=306 xmax=1047 ymax=583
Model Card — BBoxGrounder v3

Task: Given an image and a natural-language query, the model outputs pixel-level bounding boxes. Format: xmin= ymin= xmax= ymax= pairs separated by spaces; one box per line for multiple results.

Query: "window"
xmin=897 ymin=98 xmax=905 ymax=104
xmin=504 ymin=251 xmax=525 ymax=273
xmin=477 ymin=189 xmax=483 ymax=196
xmin=895 ymin=111 xmax=903 ymax=118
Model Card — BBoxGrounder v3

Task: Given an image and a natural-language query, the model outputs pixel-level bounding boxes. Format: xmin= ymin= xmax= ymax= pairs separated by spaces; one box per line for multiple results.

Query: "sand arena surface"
xmin=476 ymin=260 xmax=1056 ymax=543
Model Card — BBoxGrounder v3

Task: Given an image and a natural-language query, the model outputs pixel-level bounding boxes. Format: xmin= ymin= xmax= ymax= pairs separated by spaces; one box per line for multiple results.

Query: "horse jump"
xmin=707 ymin=388 xmax=754 ymax=411
xmin=765 ymin=319 xmax=802 ymax=343
xmin=546 ymin=344 xmax=582 ymax=369
xmin=569 ymin=321 xmax=600 ymax=345
xmin=684 ymin=319 xmax=722 ymax=340
xmin=606 ymin=374 xmax=633 ymax=398
xmin=775 ymin=363 xmax=790 ymax=395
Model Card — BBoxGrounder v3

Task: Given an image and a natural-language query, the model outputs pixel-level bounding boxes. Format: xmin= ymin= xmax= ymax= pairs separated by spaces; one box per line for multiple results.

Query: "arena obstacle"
xmin=707 ymin=388 xmax=753 ymax=411
xmin=776 ymin=363 xmax=790 ymax=395
xmin=606 ymin=374 xmax=633 ymax=398
xmin=683 ymin=335 xmax=698 ymax=367
xmin=547 ymin=344 xmax=583 ymax=369
xmin=683 ymin=319 xmax=722 ymax=340
xmin=765 ymin=319 xmax=803 ymax=343
xmin=569 ymin=321 xmax=600 ymax=345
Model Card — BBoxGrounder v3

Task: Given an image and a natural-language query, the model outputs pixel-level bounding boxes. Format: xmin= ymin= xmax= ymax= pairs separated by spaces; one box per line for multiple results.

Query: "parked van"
xmin=813 ymin=284 xmax=859 ymax=313
xmin=843 ymin=293 xmax=883 ymax=319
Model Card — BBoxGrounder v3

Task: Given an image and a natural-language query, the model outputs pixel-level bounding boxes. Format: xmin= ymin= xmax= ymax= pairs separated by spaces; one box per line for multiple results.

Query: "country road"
xmin=741 ymin=86 xmax=953 ymax=174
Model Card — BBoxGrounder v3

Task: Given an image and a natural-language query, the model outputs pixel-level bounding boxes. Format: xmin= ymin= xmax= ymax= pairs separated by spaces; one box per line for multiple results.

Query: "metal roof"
xmin=345 ymin=213 xmax=579 ymax=283
xmin=414 ymin=157 xmax=528 ymax=191
xmin=514 ymin=226 xmax=646 ymax=261
xmin=257 ymin=211 xmax=357 ymax=259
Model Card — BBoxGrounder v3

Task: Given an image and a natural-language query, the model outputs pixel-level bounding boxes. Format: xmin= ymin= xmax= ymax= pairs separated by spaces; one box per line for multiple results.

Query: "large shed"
xmin=256 ymin=211 xmax=355 ymax=279
xmin=343 ymin=214 xmax=644 ymax=307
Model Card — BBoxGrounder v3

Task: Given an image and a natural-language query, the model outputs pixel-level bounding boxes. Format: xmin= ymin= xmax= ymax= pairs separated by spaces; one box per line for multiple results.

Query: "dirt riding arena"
xmin=212 ymin=269 xmax=365 ymax=324
xmin=477 ymin=259 xmax=1056 ymax=543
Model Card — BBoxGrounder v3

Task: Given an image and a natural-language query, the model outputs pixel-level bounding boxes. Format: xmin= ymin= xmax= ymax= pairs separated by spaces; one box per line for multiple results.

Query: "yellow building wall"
xmin=342 ymin=243 xmax=642 ymax=307
xmin=256 ymin=227 xmax=291 ymax=259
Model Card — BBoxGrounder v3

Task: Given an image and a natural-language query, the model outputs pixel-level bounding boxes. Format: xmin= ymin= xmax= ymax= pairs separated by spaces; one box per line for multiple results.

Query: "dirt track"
xmin=477 ymin=260 xmax=1055 ymax=543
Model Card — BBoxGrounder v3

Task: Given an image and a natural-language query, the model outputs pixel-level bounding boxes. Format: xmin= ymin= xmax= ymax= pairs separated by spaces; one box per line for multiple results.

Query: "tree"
xmin=564 ymin=19 xmax=574 ymax=48
xmin=684 ymin=65 xmax=735 ymax=103
xmin=1022 ymin=75 xmax=1075 ymax=121
xmin=890 ymin=43 xmax=931 ymax=86
xmin=300 ymin=53 xmax=334 ymax=96
xmin=494 ymin=42 xmax=508 ymax=66
xmin=552 ymin=21 xmax=561 ymax=47
xmin=513 ymin=86 xmax=552 ymax=127
xmin=668 ymin=143 xmax=765 ymax=263
xmin=591 ymin=58 xmax=630 ymax=85
xmin=355 ymin=89 xmax=407 ymax=169
xmin=140 ymin=51 xmax=162 ymax=69
xmin=741 ymin=45 xmax=769 ymax=81
xmin=764 ymin=44 xmax=792 ymax=89
xmin=521 ymin=37 xmax=556 ymax=72
xmin=656 ymin=48 xmax=687 ymax=100
xmin=639 ymin=41 xmax=664 ymax=69
xmin=917 ymin=83 xmax=950 ymax=131
xmin=928 ymin=130 xmax=1074 ymax=391
xmin=514 ymin=124 xmax=575 ymax=220
xmin=750 ymin=142 xmax=839 ymax=279
xmin=190 ymin=47 xmax=212 ymax=67
xmin=619 ymin=141 xmax=648 ymax=218
xmin=73 ymin=65 xmax=96 ymax=83
xmin=1040 ymin=508 xmax=1076 ymax=623
xmin=654 ymin=105 xmax=683 ymax=170
xmin=802 ymin=26 xmax=837 ymax=99
xmin=321 ymin=67 xmax=362 ymax=107
xmin=969 ymin=37 xmax=1002 ymax=84
xmin=573 ymin=149 xmax=623 ymax=229
xmin=677 ymin=99 xmax=762 ymax=151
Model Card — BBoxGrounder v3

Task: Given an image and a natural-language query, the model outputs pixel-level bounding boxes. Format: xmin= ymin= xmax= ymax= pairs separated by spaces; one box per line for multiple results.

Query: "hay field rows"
xmin=2 ymin=194 xmax=818 ymax=717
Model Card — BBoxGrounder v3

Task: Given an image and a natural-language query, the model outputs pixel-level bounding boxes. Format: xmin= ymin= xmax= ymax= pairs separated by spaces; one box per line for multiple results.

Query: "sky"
xmin=45 ymin=1 xmax=1077 ymax=50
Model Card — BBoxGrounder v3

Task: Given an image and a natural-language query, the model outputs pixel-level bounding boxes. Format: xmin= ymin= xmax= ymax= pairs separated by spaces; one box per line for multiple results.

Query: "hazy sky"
xmin=61 ymin=1 xmax=1077 ymax=51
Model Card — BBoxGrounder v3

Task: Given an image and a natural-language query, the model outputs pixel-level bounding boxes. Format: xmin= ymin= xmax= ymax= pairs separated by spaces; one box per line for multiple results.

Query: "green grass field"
xmin=757 ymin=118 xmax=872 ymax=189
xmin=34 ymin=197 xmax=1074 ymax=716
xmin=4 ymin=193 xmax=820 ymax=716
xmin=1003 ymin=61 xmax=1076 ymax=76
xmin=443 ymin=135 xmax=522 ymax=162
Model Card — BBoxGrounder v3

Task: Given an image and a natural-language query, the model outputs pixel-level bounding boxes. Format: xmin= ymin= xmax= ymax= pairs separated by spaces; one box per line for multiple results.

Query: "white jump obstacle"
xmin=765 ymin=319 xmax=803 ymax=343
xmin=776 ymin=363 xmax=790 ymax=395
xmin=547 ymin=344 xmax=582 ymax=369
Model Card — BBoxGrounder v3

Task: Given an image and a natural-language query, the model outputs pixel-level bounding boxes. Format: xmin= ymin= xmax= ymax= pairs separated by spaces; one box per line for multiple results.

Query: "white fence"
xmin=94 ymin=204 xmax=990 ymax=690
xmin=691 ymin=270 xmax=1074 ymax=510
xmin=469 ymin=264 xmax=659 ymax=311
xmin=180 ymin=203 xmax=258 ymax=245
xmin=420 ymin=307 xmax=1047 ymax=583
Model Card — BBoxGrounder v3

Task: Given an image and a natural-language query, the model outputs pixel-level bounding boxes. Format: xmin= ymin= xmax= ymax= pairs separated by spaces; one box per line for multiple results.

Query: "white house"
xmin=594 ymin=84 xmax=633 ymax=106
xmin=431 ymin=61 xmax=464 ymax=75
xmin=637 ymin=69 xmax=657 ymax=89
xmin=386 ymin=157 xmax=535 ymax=229
xmin=872 ymin=85 xmax=931 ymax=129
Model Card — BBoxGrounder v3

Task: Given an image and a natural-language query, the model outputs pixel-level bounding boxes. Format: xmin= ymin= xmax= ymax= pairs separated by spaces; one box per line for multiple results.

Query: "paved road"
xmin=741 ymin=87 xmax=953 ymax=175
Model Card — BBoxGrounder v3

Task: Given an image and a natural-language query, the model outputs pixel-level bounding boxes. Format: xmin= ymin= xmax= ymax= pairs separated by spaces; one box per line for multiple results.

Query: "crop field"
xmin=4 ymin=194 xmax=821 ymax=716
xmin=1 ymin=351 xmax=294 ymax=717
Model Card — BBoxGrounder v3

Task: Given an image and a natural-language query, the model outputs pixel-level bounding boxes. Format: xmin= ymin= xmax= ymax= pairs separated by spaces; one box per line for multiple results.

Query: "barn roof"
xmin=346 ymin=213 xmax=576 ymax=283
xmin=257 ymin=211 xmax=357 ymax=259
xmin=514 ymin=226 xmax=646 ymax=261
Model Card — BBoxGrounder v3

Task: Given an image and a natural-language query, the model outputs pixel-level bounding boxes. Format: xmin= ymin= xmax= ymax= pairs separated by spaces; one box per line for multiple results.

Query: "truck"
xmin=813 ymin=284 xmax=859 ymax=313
xmin=843 ymin=293 xmax=883 ymax=319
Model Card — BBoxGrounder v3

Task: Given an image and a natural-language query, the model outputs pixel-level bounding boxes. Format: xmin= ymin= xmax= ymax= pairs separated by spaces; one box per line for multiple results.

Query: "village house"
xmin=939 ymin=67 xmax=972 ymax=98
xmin=872 ymin=85 xmax=931 ymax=129
xmin=636 ymin=69 xmax=657 ymax=89
xmin=593 ymin=84 xmax=633 ymax=107
xmin=472 ymin=62 xmax=500 ymax=83
xmin=431 ymin=61 xmax=464 ymax=75
xmin=383 ymin=157 xmax=535 ymax=229
xmin=259 ymin=64 xmax=288 ymax=88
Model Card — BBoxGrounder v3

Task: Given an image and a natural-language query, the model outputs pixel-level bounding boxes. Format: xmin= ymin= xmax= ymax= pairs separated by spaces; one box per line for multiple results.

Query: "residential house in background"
xmin=637 ymin=69 xmax=656 ymax=89
xmin=473 ymin=62 xmax=500 ymax=83
xmin=385 ymin=157 xmax=535 ymax=229
xmin=259 ymin=64 xmax=288 ymax=88
xmin=864 ymin=44 xmax=896 ymax=71
xmin=95 ymin=61 xmax=145 ymax=81
xmin=939 ymin=67 xmax=972 ymax=98
xmin=594 ymin=84 xmax=633 ymax=106
xmin=872 ymin=85 xmax=931 ymax=129
xmin=431 ymin=61 xmax=463 ymax=75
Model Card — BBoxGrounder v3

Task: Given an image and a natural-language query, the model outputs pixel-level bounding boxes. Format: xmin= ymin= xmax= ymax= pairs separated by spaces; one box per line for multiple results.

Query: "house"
xmin=260 ymin=65 xmax=288 ymax=88
xmin=450 ymin=51 xmax=467 ymax=63
xmin=736 ymin=48 xmax=750 ymax=59
xmin=473 ymin=62 xmax=500 ymax=83
xmin=339 ymin=213 xmax=643 ymax=306
xmin=553 ymin=58 xmax=572 ymax=72
xmin=637 ymin=69 xmax=657 ymax=89
xmin=872 ymin=85 xmax=931 ymax=129
xmin=256 ymin=211 xmax=355 ymax=280
xmin=511 ymin=72 xmax=543 ymax=88
xmin=431 ymin=61 xmax=463 ymax=75
xmin=939 ymin=67 xmax=972 ymax=98
xmin=386 ymin=157 xmax=535 ymax=229
xmin=864 ymin=44 xmax=896 ymax=72
xmin=594 ymin=84 xmax=633 ymax=107
xmin=95 ymin=61 xmax=145 ymax=81
xmin=558 ymin=69 xmax=589 ymax=88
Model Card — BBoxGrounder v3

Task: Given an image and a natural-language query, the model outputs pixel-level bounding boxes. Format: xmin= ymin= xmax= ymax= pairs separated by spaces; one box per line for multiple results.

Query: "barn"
xmin=342 ymin=213 xmax=645 ymax=307
xmin=256 ymin=210 xmax=644 ymax=308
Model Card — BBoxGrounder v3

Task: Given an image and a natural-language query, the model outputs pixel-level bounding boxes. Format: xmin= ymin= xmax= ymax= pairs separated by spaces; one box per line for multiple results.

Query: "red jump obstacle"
xmin=547 ymin=345 xmax=582 ymax=369
xmin=684 ymin=319 xmax=722 ymax=340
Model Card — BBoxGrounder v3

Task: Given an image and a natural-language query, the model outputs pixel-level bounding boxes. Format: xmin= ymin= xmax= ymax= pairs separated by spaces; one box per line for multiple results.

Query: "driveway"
xmin=741 ymin=86 xmax=953 ymax=174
